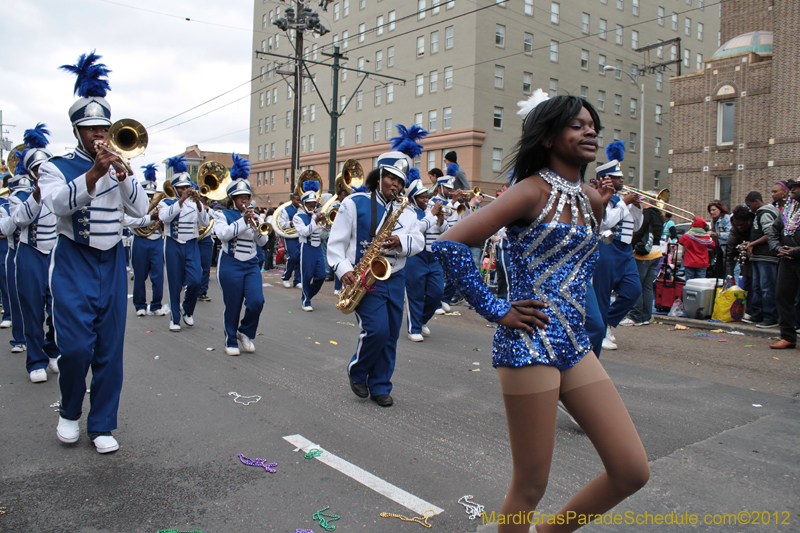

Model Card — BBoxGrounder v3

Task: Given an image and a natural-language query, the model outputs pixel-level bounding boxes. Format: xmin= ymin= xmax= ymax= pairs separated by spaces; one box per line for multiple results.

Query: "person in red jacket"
xmin=679 ymin=217 xmax=716 ymax=282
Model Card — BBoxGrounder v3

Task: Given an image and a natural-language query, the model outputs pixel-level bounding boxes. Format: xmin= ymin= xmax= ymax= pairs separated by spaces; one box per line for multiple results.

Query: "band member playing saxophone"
xmin=213 ymin=154 xmax=267 ymax=356
xmin=327 ymin=126 xmax=425 ymax=407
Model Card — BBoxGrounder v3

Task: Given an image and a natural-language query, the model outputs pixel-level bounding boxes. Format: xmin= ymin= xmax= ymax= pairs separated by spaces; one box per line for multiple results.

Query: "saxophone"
xmin=336 ymin=195 xmax=410 ymax=314
xmin=134 ymin=192 xmax=165 ymax=238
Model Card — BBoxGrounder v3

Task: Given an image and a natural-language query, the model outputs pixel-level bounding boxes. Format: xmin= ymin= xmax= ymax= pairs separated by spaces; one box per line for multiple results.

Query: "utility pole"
xmin=325 ymin=46 xmax=342 ymax=193
xmin=0 ymin=110 xmax=16 ymax=167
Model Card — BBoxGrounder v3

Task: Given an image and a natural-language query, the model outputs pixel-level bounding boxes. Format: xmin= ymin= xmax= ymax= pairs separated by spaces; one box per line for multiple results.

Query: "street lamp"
xmin=604 ymin=65 xmax=645 ymax=191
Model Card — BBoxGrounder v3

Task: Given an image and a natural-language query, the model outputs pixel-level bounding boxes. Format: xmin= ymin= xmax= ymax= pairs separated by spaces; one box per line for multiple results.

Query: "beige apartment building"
xmin=248 ymin=0 xmax=720 ymax=206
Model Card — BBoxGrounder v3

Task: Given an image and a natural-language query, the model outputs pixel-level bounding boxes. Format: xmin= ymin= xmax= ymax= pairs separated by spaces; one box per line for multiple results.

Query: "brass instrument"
xmin=620 ymin=186 xmax=695 ymax=221
xmin=6 ymin=144 xmax=28 ymax=176
xmin=440 ymin=204 xmax=467 ymax=217
xmin=101 ymin=119 xmax=148 ymax=176
xmin=197 ymin=160 xmax=231 ymax=201
xmin=133 ymin=192 xmax=166 ymax=238
xmin=0 ymin=188 xmax=9 ymax=197
xmin=272 ymin=201 xmax=299 ymax=239
xmin=336 ymin=159 xmax=364 ymax=194
xmin=294 ymin=169 xmax=323 ymax=197
xmin=198 ymin=218 xmax=215 ymax=240
xmin=324 ymin=204 xmax=338 ymax=227
xmin=336 ymin=194 xmax=410 ymax=314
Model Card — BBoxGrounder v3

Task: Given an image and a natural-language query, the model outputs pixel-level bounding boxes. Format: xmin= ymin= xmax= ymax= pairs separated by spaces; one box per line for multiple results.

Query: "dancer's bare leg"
xmin=539 ymin=353 xmax=649 ymax=533
xmin=496 ymin=364 xmax=561 ymax=533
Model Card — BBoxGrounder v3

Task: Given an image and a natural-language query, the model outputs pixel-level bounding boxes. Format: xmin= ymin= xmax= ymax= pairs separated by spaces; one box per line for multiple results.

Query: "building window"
xmin=309 ymin=135 xmax=315 ymax=152
xmin=428 ymin=151 xmax=436 ymax=170
xmin=616 ymin=0 xmax=623 ymax=9
xmin=656 ymin=72 xmax=663 ymax=91
xmin=358 ymin=23 xmax=365 ymax=42
xmin=716 ymin=176 xmax=732 ymax=210
xmin=375 ymin=85 xmax=382 ymax=105
xmin=445 ymin=26 xmax=454 ymax=48
xmin=580 ymin=86 xmax=588 ymax=98
xmin=629 ymin=132 xmax=637 ymax=152
xmin=671 ymin=12 xmax=678 ymax=31
xmin=523 ymin=32 xmax=533 ymax=55
xmin=630 ymin=98 xmax=637 ymax=118
xmin=717 ymin=101 xmax=735 ymax=145
xmin=599 ymin=54 xmax=606 ymax=74
xmin=494 ymin=65 xmax=504 ymax=88
xmin=613 ymin=129 xmax=620 ymax=141
xmin=581 ymin=49 xmax=589 ymax=70
xmin=344 ymin=0 xmax=349 ymax=16
xmin=524 ymin=0 xmax=533 ymax=16
xmin=496 ymin=24 xmax=505 ymax=47
xmin=432 ymin=0 xmax=440 ymax=14
xmin=581 ymin=13 xmax=589 ymax=33
xmin=387 ymin=46 xmax=394 ymax=67
xmin=259 ymin=92 xmax=264 ymax=108
xmin=340 ymin=95 xmax=347 ymax=112
xmin=653 ymin=170 xmax=659 ymax=188
xmin=614 ymin=94 xmax=621 ymax=114
xmin=339 ymin=128 xmax=345 ymax=147
xmin=493 ymin=106 xmax=503 ymax=128
xmin=444 ymin=66 xmax=453 ymax=88
xmin=285 ymin=139 xmax=290 ymax=155
xmin=418 ymin=0 xmax=426 ymax=20
xmin=549 ymin=78 xmax=558 ymax=94
xmin=655 ymin=104 xmax=662 ymax=124
xmin=388 ymin=10 xmax=396 ymax=31
xmin=615 ymin=59 xmax=623 ymax=79
xmin=342 ymin=31 xmax=349 ymax=50
xmin=375 ymin=50 xmax=383 ymax=70
xmin=684 ymin=17 xmax=691 ymax=36
xmin=631 ymin=30 xmax=638 ymax=49
xmin=376 ymin=15 xmax=384 ymax=35
xmin=431 ymin=31 xmax=439 ymax=53
xmin=356 ymin=91 xmax=363 ymax=110
xmin=683 ymin=48 xmax=690 ymax=68
xmin=670 ymin=45 xmax=677 ymax=60
xmin=597 ymin=90 xmax=605 ymax=111
xmin=446 ymin=0 xmax=454 ymax=8
xmin=696 ymin=53 xmax=703 ymax=70
xmin=284 ymin=169 xmax=289 ymax=184
xmin=599 ymin=19 xmax=607 ymax=40
xmin=355 ymin=125 xmax=362 ymax=143
xmin=333 ymin=2 xmax=340 ymax=20
xmin=265 ymin=117 xmax=270 ymax=133
xmin=286 ymin=110 xmax=292 ymax=127
xmin=300 ymin=136 xmax=306 ymax=154
xmin=549 ymin=41 xmax=558 ymax=62
xmin=658 ymin=6 xmax=664 ymax=25
xmin=373 ymin=121 xmax=381 ymax=141
xmin=415 ymin=113 xmax=423 ymax=127
xmin=417 ymin=36 xmax=425 ymax=56
xmin=523 ymin=72 xmax=532 ymax=94
xmin=258 ymin=118 xmax=263 ymax=134
xmin=628 ymin=166 xmax=635 ymax=184
xmin=492 ymin=148 xmax=503 ymax=171
xmin=697 ymin=22 xmax=704 ymax=40
xmin=443 ymin=107 xmax=452 ymax=128
xmin=597 ymin=129 xmax=604 ymax=147
xmin=386 ymin=83 xmax=394 ymax=103
xmin=429 ymin=110 xmax=437 ymax=131
xmin=654 ymin=137 xmax=661 ymax=156
xmin=632 ymin=0 xmax=639 ymax=15
xmin=615 ymin=25 xmax=623 ymax=45
xmin=630 ymin=64 xmax=638 ymax=83
xmin=550 ymin=2 xmax=559 ymax=24
xmin=430 ymin=70 xmax=438 ymax=92
xmin=385 ymin=119 xmax=393 ymax=138
xmin=257 ymin=145 xmax=262 ymax=160
xmin=416 ymin=74 xmax=424 ymax=96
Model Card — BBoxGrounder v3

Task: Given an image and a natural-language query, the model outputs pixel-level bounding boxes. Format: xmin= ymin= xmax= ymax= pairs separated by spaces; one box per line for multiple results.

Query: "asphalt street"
xmin=1 ymin=269 xmax=798 ymax=533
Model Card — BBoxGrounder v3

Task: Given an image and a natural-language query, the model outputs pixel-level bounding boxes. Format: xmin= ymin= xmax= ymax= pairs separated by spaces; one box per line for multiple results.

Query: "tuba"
xmin=102 ymin=119 xmax=148 ymax=176
xmin=134 ymin=192 xmax=166 ymax=238
xmin=294 ymin=169 xmax=323 ymax=197
xmin=336 ymin=159 xmax=364 ymax=194
xmin=6 ymin=144 xmax=28 ymax=176
xmin=198 ymin=160 xmax=231 ymax=201
xmin=336 ymin=195 xmax=410 ymax=314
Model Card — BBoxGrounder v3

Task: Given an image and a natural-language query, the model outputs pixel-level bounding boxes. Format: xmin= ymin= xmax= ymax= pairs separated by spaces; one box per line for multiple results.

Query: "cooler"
xmin=682 ymin=278 xmax=723 ymax=319
xmin=655 ymin=279 xmax=684 ymax=312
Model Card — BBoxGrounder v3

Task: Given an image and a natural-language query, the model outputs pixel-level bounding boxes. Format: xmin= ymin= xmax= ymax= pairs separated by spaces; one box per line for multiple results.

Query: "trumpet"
xmin=98 ymin=119 xmax=148 ymax=176
xmin=439 ymin=204 xmax=467 ymax=217
xmin=245 ymin=207 xmax=273 ymax=236
xmin=619 ymin=186 xmax=695 ymax=222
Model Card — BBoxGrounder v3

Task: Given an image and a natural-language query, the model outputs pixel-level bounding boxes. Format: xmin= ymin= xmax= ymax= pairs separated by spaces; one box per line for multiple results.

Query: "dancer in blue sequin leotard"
xmin=433 ymin=94 xmax=649 ymax=533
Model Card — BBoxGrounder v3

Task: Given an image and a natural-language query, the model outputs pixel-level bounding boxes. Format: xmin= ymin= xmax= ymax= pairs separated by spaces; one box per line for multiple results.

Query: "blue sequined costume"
xmin=433 ymin=169 xmax=598 ymax=371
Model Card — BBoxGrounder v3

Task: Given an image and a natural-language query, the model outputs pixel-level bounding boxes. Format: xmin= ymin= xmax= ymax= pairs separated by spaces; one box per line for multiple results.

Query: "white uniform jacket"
xmin=293 ymin=210 xmax=323 ymax=247
xmin=419 ymin=201 xmax=449 ymax=252
xmin=213 ymin=209 xmax=269 ymax=262
xmin=158 ymin=197 xmax=210 ymax=243
xmin=599 ymin=195 xmax=643 ymax=244
xmin=10 ymin=187 xmax=59 ymax=253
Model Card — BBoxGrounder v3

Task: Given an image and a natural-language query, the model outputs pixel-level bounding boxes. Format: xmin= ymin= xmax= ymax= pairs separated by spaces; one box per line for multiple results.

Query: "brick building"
xmin=669 ymin=0 xmax=800 ymax=218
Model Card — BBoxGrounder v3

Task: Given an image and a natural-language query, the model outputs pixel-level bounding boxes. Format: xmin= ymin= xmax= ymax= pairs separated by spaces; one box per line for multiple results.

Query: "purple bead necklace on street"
xmin=238 ymin=453 xmax=277 ymax=472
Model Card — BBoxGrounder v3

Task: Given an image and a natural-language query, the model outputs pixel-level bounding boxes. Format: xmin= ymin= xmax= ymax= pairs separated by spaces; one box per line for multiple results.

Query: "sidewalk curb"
xmin=654 ymin=316 xmax=779 ymax=339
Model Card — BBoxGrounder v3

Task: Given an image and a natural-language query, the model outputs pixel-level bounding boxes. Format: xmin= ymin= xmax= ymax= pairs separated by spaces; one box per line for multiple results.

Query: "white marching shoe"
xmin=93 ymin=435 xmax=119 ymax=454
xmin=408 ymin=333 xmax=424 ymax=342
xmin=602 ymin=337 xmax=618 ymax=350
xmin=169 ymin=321 xmax=181 ymax=332
xmin=301 ymin=305 xmax=313 ymax=312
xmin=153 ymin=307 xmax=169 ymax=316
xmin=56 ymin=417 xmax=79 ymax=444
xmin=441 ymin=302 xmax=452 ymax=313
xmin=0 ymin=319 xmax=11 ymax=328
xmin=606 ymin=326 xmax=616 ymax=342
xmin=283 ymin=280 xmax=291 ymax=288
xmin=136 ymin=309 xmax=146 ymax=317
xmin=226 ymin=346 xmax=241 ymax=356
xmin=11 ymin=344 xmax=26 ymax=353
xmin=237 ymin=332 xmax=255 ymax=353
xmin=421 ymin=325 xmax=431 ymax=336
xmin=47 ymin=358 xmax=60 ymax=374
xmin=30 ymin=369 xmax=47 ymax=383
xmin=434 ymin=308 xmax=445 ymax=315
xmin=181 ymin=306 xmax=194 ymax=327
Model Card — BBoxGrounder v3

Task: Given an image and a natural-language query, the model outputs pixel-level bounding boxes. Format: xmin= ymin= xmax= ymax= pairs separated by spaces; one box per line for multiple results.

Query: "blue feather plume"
xmin=166 ymin=155 xmax=189 ymax=174
xmin=229 ymin=153 xmax=251 ymax=180
xmin=23 ymin=123 xmax=50 ymax=149
xmin=302 ymin=180 xmax=320 ymax=193
xmin=140 ymin=163 xmax=158 ymax=182
xmin=446 ymin=162 xmax=459 ymax=177
xmin=390 ymin=124 xmax=428 ymax=159
xmin=605 ymin=141 xmax=625 ymax=163
xmin=405 ymin=168 xmax=421 ymax=185
xmin=13 ymin=150 xmax=28 ymax=176
xmin=59 ymin=51 xmax=112 ymax=98
xmin=351 ymin=185 xmax=367 ymax=194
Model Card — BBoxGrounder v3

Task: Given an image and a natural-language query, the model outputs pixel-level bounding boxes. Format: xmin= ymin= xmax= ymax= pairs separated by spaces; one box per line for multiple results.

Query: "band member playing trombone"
xmin=39 ymin=51 xmax=149 ymax=453
xmin=159 ymin=155 xmax=209 ymax=332
xmin=294 ymin=180 xmax=326 ymax=311
xmin=11 ymin=125 xmax=60 ymax=383
xmin=327 ymin=126 xmax=425 ymax=407
xmin=213 ymin=154 xmax=267 ymax=356
xmin=124 ymin=163 xmax=166 ymax=317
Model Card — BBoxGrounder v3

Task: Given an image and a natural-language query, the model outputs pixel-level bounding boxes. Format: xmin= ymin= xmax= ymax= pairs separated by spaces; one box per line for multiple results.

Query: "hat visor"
xmin=74 ymin=117 xmax=112 ymax=127
xmin=230 ymin=190 xmax=251 ymax=197
xmin=381 ymin=166 xmax=406 ymax=182
xmin=608 ymin=171 xmax=624 ymax=177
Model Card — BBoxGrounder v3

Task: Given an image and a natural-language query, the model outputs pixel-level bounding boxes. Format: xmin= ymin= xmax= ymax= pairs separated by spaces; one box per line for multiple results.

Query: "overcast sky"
xmin=1 ymin=0 xmax=273 ymax=182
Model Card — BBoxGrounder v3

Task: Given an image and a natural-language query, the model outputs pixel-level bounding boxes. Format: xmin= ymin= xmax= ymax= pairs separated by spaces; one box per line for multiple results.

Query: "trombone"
xmin=620 ymin=186 xmax=695 ymax=222
xmin=100 ymin=119 xmax=148 ymax=176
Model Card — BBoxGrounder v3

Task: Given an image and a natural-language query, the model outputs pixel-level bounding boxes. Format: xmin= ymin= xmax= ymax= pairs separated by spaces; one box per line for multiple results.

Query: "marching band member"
xmin=0 ymin=174 xmax=12 ymax=329
xmin=293 ymin=180 xmax=326 ymax=311
xmin=404 ymin=175 xmax=447 ymax=341
xmin=331 ymin=186 xmax=351 ymax=296
xmin=213 ymin=154 xmax=267 ymax=356
xmin=197 ymin=191 xmax=214 ymax=302
xmin=159 ymin=155 xmax=209 ymax=332
xmin=279 ymin=193 xmax=302 ymax=288
xmin=592 ymin=141 xmax=643 ymax=347
xmin=0 ymin=160 xmax=32 ymax=353
xmin=12 ymin=125 xmax=60 ymax=383
xmin=124 ymin=163 xmax=167 ymax=317
xmin=39 ymin=51 xmax=149 ymax=453
xmin=327 ymin=126 xmax=425 ymax=407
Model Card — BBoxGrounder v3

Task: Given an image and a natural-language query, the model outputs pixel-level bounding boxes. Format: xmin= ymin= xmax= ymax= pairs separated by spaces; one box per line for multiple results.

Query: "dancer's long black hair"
xmin=506 ymin=95 xmax=602 ymax=185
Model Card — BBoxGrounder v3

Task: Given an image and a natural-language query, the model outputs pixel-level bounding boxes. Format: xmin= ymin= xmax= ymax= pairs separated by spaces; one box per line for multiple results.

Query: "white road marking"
xmin=283 ymin=434 xmax=444 ymax=516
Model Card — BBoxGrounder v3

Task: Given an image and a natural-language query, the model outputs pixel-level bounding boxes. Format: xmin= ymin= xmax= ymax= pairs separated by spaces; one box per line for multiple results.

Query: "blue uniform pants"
xmin=198 ymin=236 xmax=213 ymax=295
xmin=584 ymin=281 xmax=605 ymax=358
xmin=16 ymin=243 xmax=59 ymax=372
xmin=349 ymin=272 xmax=405 ymax=396
xmin=217 ymin=252 xmax=264 ymax=348
xmin=0 ymin=238 xmax=10 ymax=321
xmin=592 ymin=241 xmax=642 ymax=329
xmin=131 ymin=236 xmax=164 ymax=312
xmin=404 ymin=251 xmax=444 ymax=334
xmin=282 ymin=239 xmax=302 ymax=286
xmin=5 ymin=247 xmax=25 ymax=347
xmin=300 ymin=243 xmax=326 ymax=307
xmin=51 ymin=238 xmax=127 ymax=434
xmin=165 ymin=237 xmax=202 ymax=324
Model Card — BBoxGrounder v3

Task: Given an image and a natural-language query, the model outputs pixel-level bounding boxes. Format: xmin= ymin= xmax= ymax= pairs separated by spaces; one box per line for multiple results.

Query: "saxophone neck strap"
xmin=370 ymin=191 xmax=378 ymax=239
